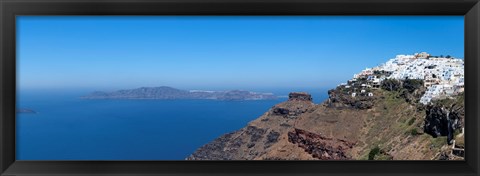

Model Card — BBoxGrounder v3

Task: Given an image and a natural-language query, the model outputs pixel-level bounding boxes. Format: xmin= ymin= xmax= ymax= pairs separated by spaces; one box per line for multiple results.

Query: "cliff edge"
xmin=187 ymin=86 xmax=464 ymax=160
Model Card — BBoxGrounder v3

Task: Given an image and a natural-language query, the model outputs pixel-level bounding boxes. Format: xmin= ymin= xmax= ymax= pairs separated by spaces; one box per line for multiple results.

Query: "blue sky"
xmin=17 ymin=16 xmax=464 ymax=91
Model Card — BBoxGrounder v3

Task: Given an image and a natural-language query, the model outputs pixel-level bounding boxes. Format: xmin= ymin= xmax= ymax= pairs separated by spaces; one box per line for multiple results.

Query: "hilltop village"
xmin=338 ymin=52 xmax=464 ymax=105
xmin=188 ymin=52 xmax=465 ymax=161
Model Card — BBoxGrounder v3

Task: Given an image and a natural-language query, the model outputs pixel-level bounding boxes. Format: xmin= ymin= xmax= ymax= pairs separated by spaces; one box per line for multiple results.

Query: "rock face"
xmin=424 ymin=106 xmax=454 ymax=144
xmin=424 ymin=95 xmax=464 ymax=145
xmin=271 ymin=92 xmax=314 ymax=119
xmin=186 ymin=131 xmax=238 ymax=160
xmin=287 ymin=128 xmax=355 ymax=160
xmin=327 ymin=88 xmax=375 ymax=109
xmin=187 ymin=92 xmax=315 ymax=160
xmin=188 ymin=84 xmax=464 ymax=160
xmin=81 ymin=86 xmax=277 ymax=100
xmin=288 ymin=92 xmax=312 ymax=101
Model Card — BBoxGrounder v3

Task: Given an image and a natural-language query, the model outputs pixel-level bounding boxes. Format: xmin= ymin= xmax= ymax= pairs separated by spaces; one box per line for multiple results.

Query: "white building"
xmin=351 ymin=52 xmax=464 ymax=105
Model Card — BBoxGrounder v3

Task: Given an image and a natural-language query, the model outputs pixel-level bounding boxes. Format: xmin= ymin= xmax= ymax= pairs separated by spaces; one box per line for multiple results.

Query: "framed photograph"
xmin=1 ymin=0 xmax=479 ymax=175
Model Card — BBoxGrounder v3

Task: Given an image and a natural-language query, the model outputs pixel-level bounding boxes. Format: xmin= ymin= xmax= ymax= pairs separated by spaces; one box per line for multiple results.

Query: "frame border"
xmin=1 ymin=0 xmax=479 ymax=176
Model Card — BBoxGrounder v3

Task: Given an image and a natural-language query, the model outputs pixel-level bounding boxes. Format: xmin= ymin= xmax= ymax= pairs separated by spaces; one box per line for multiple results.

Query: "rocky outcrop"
xmin=265 ymin=131 xmax=281 ymax=147
xmin=272 ymin=107 xmax=290 ymax=115
xmin=186 ymin=132 xmax=238 ymax=160
xmin=452 ymin=148 xmax=465 ymax=157
xmin=327 ymin=89 xmax=375 ymax=109
xmin=288 ymin=92 xmax=312 ymax=101
xmin=288 ymin=128 xmax=354 ymax=160
xmin=399 ymin=82 xmax=426 ymax=105
xmin=271 ymin=106 xmax=312 ymax=119
xmin=326 ymin=79 xmax=425 ymax=110
xmin=246 ymin=126 xmax=266 ymax=143
xmin=424 ymin=95 xmax=464 ymax=145
xmin=271 ymin=93 xmax=314 ymax=119
xmin=187 ymin=93 xmax=316 ymax=160
xmin=438 ymin=149 xmax=464 ymax=160
xmin=186 ymin=125 xmax=271 ymax=160
xmin=186 ymin=127 xmax=286 ymax=160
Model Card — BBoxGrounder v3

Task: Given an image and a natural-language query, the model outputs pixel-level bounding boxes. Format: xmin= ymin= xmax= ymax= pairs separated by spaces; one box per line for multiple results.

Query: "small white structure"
xmin=361 ymin=89 xmax=366 ymax=93
xmin=420 ymin=97 xmax=432 ymax=105
xmin=443 ymin=84 xmax=454 ymax=95
xmin=454 ymin=83 xmax=464 ymax=93
xmin=368 ymin=92 xmax=374 ymax=97
xmin=414 ymin=52 xmax=430 ymax=59
xmin=372 ymin=78 xmax=381 ymax=89
xmin=345 ymin=85 xmax=351 ymax=88
xmin=352 ymin=93 xmax=356 ymax=97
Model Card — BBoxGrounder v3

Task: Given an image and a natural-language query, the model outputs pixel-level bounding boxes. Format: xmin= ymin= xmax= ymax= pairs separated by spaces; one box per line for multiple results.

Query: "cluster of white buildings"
xmin=340 ymin=52 xmax=464 ymax=105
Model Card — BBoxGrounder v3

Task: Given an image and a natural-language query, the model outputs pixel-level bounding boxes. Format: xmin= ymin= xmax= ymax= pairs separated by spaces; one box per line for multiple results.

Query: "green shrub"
xmin=368 ymin=146 xmax=381 ymax=160
xmin=410 ymin=128 xmax=418 ymax=136
xmin=454 ymin=129 xmax=461 ymax=136
xmin=407 ymin=118 xmax=415 ymax=126
xmin=381 ymin=79 xmax=402 ymax=91
xmin=403 ymin=79 xmax=424 ymax=93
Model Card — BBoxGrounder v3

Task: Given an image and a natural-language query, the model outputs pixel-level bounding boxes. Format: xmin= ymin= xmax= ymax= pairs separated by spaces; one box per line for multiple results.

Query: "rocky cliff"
xmin=424 ymin=93 xmax=464 ymax=145
xmin=187 ymin=92 xmax=317 ymax=160
xmin=187 ymin=83 xmax=465 ymax=160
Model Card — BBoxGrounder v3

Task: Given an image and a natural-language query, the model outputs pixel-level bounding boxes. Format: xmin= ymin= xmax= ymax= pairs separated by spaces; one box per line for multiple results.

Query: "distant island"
xmin=81 ymin=86 xmax=277 ymax=101
xmin=17 ymin=108 xmax=36 ymax=114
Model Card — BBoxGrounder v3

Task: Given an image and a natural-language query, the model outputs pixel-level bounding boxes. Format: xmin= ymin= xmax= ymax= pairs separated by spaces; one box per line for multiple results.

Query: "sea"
xmin=16 ymin=88 xmax=329 ymax=160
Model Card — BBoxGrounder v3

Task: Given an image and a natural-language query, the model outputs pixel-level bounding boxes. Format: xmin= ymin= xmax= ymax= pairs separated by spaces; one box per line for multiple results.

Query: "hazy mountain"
xmin=81 ymin=86 xmax=277 ymax=101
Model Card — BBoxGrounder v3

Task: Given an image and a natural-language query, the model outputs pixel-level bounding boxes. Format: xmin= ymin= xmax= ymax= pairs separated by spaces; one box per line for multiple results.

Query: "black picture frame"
xmin=1 ymin=0 xmax=479 ymax=175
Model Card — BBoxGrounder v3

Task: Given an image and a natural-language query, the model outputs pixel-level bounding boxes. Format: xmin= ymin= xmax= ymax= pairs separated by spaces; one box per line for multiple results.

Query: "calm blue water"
xmin=16 ymin=89 xmax=328 ymax=160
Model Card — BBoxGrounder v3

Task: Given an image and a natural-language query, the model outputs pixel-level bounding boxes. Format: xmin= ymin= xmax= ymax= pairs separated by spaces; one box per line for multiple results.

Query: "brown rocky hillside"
xmin=187 ymin=82 xmax=464 ymax=160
